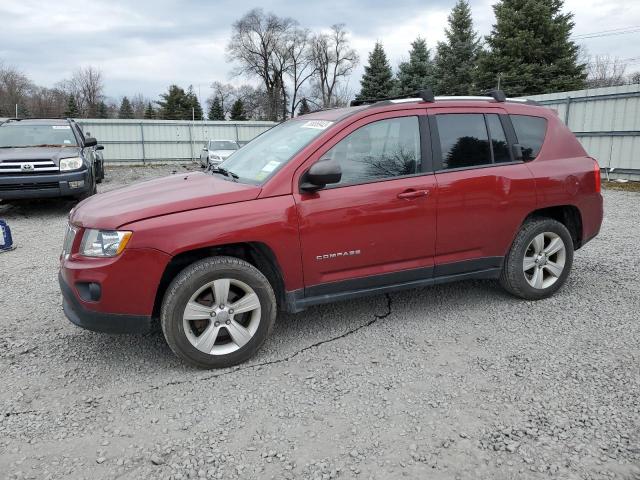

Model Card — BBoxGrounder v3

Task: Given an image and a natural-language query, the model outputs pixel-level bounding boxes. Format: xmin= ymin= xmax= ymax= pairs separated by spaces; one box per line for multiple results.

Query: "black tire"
xmin=76 ymin=169 xmax=97 ymax=201
xmin=161 ymin=256 xmax=277 ymax=369
xmin=500 ymin=217 xmax=574 ymax=300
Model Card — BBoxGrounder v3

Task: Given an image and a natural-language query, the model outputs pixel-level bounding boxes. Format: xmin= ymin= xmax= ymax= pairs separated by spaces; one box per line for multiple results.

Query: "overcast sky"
xmin=1 ymin=0 xmax=639 ymax=104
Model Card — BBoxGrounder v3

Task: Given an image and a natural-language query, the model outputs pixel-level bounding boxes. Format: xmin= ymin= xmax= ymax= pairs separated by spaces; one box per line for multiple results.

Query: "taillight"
xmin=593 ymin=158 xmax=601 ymax=193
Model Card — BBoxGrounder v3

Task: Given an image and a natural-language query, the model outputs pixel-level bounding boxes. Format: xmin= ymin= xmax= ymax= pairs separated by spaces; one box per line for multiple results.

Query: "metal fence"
xmin=75 ymin=119 xmax=277 ymax=164
xmin=522 ymin=84 xmax=640 ymax=180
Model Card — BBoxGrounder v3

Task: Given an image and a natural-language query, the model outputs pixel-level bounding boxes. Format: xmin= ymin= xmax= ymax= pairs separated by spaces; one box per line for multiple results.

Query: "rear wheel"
xmin=500 ymin=218 xmax=574 ymax=300
xmin=161 ymin=256 xmax=276 ymax=368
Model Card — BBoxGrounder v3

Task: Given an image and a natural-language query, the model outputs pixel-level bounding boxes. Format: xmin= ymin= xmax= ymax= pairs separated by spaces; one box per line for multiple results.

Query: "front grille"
xmin=0 ymin=182 xmax=58 ymax=191
xmin=0 ymin=159 xmax=59 ymax=175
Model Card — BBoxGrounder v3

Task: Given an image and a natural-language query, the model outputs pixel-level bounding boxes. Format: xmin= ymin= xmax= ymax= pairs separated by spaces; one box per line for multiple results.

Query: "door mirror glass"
xmin=84 ymin=137 xmax=97 ymax=147
xmin=96 ymin=145 xmax=104 ymax=151
xmin=301 ymin=159 xmax=342 ymax=191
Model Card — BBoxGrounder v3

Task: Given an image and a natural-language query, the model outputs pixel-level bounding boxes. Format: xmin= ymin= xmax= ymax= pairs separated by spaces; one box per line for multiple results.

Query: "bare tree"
xmin=283 ymin=28 xmax=316 ymax=117
xmin=57 ymin=66 xmax=104 ymax=117
xmin=208 ymin=81 xmax=237 ymax=117
xmin=0 ymin=62 xmax=34 ymax=116
xmin=227 ymin=8 xmax=296 ymax=121
xmin=628 ymin=71 xmax=640 ymax=85
xmin=310 ymin=24 xmax=359 ymax=108
xmin=586 ymin=55 xmax=628 ymax=88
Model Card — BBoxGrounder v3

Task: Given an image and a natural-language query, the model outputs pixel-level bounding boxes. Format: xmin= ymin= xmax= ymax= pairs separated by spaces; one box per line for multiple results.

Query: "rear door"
xmin=429 ymin=107 xmax=536 ymax=275
xmin=293 ymin=109 xmax=438 ymax=293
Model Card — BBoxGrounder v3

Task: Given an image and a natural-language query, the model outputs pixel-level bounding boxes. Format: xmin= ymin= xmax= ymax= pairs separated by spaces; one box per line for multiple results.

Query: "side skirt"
xmin=284 ymin=257 xmax=503 ymax=313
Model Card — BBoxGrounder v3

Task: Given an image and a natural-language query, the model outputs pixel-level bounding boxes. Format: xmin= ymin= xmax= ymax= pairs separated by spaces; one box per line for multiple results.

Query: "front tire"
xmin=500 ymin=217 xmax=574 ymax=300
xmin=161 ymin=256 xmax=277 ymax=368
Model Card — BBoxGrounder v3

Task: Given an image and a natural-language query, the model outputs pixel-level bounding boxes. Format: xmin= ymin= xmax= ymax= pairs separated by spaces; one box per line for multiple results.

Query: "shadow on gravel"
xmin=0 ymin=198 xmax=77 ymax=217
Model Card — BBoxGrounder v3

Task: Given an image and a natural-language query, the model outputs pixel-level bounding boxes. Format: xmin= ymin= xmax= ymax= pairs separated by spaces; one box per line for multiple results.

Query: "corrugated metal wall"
xmin=75 ymin=119 xmax=277 ymax=164
xmin=522 ymin=84 xmax=640 ymax=180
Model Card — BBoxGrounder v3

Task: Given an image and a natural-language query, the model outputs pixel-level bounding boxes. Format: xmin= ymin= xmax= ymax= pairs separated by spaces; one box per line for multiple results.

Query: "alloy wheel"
xmin=523 ymin=232 xmax=567 ymax=289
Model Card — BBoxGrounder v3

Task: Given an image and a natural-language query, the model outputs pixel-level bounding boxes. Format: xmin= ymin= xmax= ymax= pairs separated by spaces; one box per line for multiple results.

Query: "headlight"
xmin=59 ymin=157 xmax=83 ymax=171
xmin=80 ymin=229 xmax=132 ymax=257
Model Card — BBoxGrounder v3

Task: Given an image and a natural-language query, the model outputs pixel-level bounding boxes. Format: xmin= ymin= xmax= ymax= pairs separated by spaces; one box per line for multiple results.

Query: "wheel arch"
xmin=152 ymin=241 xmax=287 ymax=319
xmin=522 ymin=205 xmax=583 ymax=249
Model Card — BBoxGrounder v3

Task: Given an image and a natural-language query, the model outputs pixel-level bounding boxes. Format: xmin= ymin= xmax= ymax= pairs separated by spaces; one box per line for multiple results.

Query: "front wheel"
xmin=500 ymin=218 xmax=574 ymax=300
xmin=161 ymin=256 xmax=276 ymax=368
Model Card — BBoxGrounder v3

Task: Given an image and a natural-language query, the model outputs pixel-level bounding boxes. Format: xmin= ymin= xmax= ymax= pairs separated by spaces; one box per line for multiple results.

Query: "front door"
xmin=293 ymin=111 xmax=438 ymax=295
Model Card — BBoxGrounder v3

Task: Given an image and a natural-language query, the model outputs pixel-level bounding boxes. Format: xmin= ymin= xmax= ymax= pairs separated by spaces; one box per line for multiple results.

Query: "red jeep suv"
xmin=59 ymin=90 xmax=603 ymax=368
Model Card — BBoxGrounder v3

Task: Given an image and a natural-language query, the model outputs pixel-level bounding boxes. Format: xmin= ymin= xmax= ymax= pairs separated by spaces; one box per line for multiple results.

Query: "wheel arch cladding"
xmin=524 ymin=205 xmax=583 ymax=249
xmin=152 ymin=242 xmax=287 ymax=319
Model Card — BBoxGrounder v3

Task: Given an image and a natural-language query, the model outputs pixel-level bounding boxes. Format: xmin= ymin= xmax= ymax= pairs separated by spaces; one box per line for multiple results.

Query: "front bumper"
xmin=0 ymin=169 xmax=89 ymax=199
xmin=59 ymin=272 xmax=152 ymax=334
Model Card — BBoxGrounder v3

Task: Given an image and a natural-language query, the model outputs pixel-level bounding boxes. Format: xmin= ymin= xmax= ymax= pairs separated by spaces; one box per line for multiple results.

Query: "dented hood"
xmin=70 ymin=172 xmax=261 ymax=230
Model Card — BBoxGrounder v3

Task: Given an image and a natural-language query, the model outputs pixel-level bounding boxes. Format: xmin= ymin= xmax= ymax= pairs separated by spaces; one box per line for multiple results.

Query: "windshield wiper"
xmin=208 ymin=166 xmax=239 ymax=182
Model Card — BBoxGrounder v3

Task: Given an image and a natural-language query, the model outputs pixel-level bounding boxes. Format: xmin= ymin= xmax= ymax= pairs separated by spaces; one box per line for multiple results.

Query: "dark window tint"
xmin=324 ymin=116 xmax=420 ymax=186
xmin=486 ymin=114 xmax=511 ymax=163
xmin=436 ymin=114 xmax=491 ymax=169
xmin=510 ymin=115 xmax=547 ymax=160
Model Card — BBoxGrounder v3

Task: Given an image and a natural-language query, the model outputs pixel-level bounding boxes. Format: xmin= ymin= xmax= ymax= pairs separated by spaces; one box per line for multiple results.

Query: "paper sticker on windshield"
xmin=261 ymin=160 xmax=280 ymax=173
xmin=301 ymin=120 xmax=333 ymax=130
xmin=52 ymin=125 xmax=71 ymax=130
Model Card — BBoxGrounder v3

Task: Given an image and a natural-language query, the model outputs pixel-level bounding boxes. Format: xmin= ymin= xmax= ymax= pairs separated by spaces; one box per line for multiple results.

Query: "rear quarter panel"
xmin=519 ymin=107 xmax=603 ymax=243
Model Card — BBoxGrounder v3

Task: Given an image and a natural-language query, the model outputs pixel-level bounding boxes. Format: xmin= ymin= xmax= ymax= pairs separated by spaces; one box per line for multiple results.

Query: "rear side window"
xmin=486 ymin=114 xmax=511 ymax=163
xmin=436 ymin=114 xmax=491 ymax=169
xmin=510 ymin=115 xmax=547 ymax=161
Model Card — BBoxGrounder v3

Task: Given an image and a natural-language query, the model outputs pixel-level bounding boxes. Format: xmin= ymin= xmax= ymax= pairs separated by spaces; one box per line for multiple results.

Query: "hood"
xmin=0 ymin=146 xmax=81 ymax=165
xmin=70 ymin=172 xmax=261 ymax=230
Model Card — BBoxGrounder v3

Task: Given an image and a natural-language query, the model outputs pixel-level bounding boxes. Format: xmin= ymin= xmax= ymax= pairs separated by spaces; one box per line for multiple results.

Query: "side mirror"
xmin=300 ymin=159 xmax=342 ymax=192
xmin=203 ymin=147 xmax=208 ymax=151
xmin=512 ymin=143 xmax=524 ymax=161
xmin=96 ymin=145 xmax=104 ymax=151
xmin=84 ymin=137 xmax=97 ymax=148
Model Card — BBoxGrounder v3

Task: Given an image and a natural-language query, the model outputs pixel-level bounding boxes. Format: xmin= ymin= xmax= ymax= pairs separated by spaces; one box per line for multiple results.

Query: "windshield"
xmin=0 ymin=124 xmax=78 ymax=148
xmin=209 ymin=140 xmax=238 ymax=151
xmin=219 ymin=119 xmax=333 ymax=184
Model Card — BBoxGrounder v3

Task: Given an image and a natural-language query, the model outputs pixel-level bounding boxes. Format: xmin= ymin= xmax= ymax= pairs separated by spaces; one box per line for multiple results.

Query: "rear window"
xmin=510 ymin=115 xmax=547 ymax=161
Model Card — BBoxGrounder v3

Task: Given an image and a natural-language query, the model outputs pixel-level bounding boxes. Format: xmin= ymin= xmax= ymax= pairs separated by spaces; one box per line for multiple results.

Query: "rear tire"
xmin=500 ymin=217 xmax=574 ymax=300
xmin=161 ymin=256 xmax=276 ymax=369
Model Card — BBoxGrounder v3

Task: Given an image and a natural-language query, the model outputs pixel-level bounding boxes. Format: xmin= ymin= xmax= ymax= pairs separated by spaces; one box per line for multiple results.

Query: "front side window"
xmin=321 ymin=116 xmax=421 ymax=187
xmin=510 ymin=115 xmax=547 ymax=161
xmin=0 ymin=124 xmax=78 ymax=148
xmin=220 ymin=119 xmax=332 ymax=184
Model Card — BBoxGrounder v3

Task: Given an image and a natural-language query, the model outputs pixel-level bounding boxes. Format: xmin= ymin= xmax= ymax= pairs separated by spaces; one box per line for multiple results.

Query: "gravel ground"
xmin=0 ymin=165 xmax=639 ymax=480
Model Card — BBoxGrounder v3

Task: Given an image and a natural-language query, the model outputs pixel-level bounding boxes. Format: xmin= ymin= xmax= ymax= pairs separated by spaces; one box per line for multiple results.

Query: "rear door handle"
xmin=397 ymin=189 xmax=429 ymax=199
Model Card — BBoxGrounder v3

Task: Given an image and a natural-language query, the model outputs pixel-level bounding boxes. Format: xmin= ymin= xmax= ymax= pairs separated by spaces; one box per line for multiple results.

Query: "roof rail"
xmin=350 ymin=87 xmax=435 ymax=107
xmin=3 ymin=118 xmax=22 ymax=123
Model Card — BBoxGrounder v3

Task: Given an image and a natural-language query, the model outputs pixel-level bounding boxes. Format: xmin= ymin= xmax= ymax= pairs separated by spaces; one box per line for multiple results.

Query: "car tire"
xmin=76 ymin=170 xmax=97 ymax=201
xmin=161 ymin=256 xmax=277 ymax=369
xmin=500 ymin=217 xmax=574 ymax=300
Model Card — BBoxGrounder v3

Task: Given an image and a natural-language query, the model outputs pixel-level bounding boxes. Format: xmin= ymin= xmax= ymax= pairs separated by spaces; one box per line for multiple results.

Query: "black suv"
xmin=0 ymin=118 xmax=104 ymax=201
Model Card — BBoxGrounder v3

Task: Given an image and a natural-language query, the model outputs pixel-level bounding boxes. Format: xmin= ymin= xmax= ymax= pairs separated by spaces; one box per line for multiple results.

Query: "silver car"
xmin=199 ymin=139 xmax=240 ymax=168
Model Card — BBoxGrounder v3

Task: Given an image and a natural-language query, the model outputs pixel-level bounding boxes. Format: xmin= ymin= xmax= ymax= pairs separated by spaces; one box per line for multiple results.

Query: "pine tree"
xmin=356 ymin=42 xmax=395 ymax=100
xmin=208 ymin=97 xmax=225 ymax=120
xmin=186 ymin=85 xmax=203 ymax=120
xmin=118 ymin=97 xmax=134 ymax=119
xmin=96 ymin=101 xmax=109 ymax=119
xmin=143 ymin=102 xmax=155 ymax=119
xmin=157 ymin=85 xmax=190 ymax=120
xmin=395 ymin=38 xmax=435 ymax=94
xmin=476 ymin=0 xmax=586 ymax=95
xmin=297 ymin=97 xmax=311 ymax=116
xmin=230 ymin=99 xmax=247 ymax=120
xmin=64 ymin=95 xmax=79 ymax=118
xmin=433 ymin=0 xmax=481 ymax=95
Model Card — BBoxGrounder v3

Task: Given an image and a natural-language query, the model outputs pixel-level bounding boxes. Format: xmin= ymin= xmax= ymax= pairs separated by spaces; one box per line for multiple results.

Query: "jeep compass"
xmin=59 ymin=90 xmax=603 ymax=368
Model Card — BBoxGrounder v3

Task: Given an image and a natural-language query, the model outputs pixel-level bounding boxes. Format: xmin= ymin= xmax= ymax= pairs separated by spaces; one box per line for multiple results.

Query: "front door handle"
xmin=397 ymin=189 xmax=429 ymax=199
